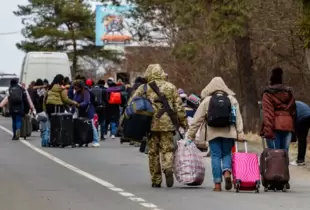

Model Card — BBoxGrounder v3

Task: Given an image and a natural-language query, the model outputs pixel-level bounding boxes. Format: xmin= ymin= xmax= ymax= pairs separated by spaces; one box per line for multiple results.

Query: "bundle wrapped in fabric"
xmin=174 ymin=140 xmax=205 ymax=185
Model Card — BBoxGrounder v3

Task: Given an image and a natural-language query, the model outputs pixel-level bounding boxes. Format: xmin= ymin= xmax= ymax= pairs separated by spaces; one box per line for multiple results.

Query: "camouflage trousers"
xmin=148 ymin=131 xmax=174 ymax=185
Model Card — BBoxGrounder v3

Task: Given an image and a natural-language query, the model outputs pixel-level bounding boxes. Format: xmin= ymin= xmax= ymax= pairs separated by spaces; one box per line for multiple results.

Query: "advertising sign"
xmin=95 ymin=4 xmax=132 ymax=47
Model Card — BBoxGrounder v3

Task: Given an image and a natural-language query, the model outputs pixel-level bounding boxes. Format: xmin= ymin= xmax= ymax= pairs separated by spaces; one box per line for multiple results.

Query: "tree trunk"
xmin=72 ymin=39 xmax=78 ymax=78
xmin=234 ymin=26 xmax=260 ymax=132
xmin=305 ymin=48 xmax=310 ymax=72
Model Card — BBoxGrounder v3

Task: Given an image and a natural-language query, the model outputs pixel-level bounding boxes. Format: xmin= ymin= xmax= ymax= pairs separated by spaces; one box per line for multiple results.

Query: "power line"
xmin=0 ymin=31 xmax=20 ymax=35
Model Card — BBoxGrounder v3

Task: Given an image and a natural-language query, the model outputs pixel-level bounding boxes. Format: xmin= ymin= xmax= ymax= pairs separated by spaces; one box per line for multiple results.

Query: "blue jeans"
xmin=101 ymin=120 xmax=117 ymax=136
xmin=92 ymin=119 xmax=99 ymax=144
xmin=41 ymin=119 xmax=50 ymax=146
xmin=11 ymin=114 xmax=22 ymax=136
xmin=209 ymin=137 xmax=234 ymax=184
xmin=267 ymin=131 xmax=292 ymax=152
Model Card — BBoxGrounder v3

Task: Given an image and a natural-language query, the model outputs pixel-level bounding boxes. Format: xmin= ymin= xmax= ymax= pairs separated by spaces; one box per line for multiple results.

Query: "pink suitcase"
xmin=232 ymin=140 xmax=260 ymax=193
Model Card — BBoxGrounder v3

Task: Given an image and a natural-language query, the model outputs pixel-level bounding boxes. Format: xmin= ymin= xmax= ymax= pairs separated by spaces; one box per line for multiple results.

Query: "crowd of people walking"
xmin=0 ymin=64 xmax=309 ymax=192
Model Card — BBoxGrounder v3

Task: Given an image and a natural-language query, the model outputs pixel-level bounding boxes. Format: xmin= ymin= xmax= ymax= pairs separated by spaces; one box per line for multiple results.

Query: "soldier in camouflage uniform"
xmin=130 ymin=64 xmax=187 ymax=188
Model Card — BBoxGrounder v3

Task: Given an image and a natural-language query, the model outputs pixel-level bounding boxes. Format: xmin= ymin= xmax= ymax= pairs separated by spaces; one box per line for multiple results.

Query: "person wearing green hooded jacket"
xmin=41 ymin=74 xmax=78 ymax=147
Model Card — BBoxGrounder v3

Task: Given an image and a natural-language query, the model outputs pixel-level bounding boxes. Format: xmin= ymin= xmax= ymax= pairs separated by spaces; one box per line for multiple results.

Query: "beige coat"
xmin=187 ymin=77 xmax=244 ymax=142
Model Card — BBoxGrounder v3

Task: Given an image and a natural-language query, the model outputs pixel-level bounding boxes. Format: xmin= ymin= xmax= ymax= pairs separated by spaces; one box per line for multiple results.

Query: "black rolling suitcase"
xmin=50 ymin=107 xmax=74 ymax=148
xmin=20 ymin=114 xmax=32 ymax=139
xmin=31 ymin=116 xmax=39 ymax=132
xmin=73 ymin=118 xmax=93 ymax=147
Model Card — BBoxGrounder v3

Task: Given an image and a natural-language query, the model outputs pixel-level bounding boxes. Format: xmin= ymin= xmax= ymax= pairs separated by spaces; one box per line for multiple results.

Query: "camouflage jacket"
xmin=130 ymin=64 xmax=187 ymax=132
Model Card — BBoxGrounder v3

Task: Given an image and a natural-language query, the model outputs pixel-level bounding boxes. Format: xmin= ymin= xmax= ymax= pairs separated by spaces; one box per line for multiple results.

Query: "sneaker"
xmin=92 ymin=143 xmax=100 ymax=147
xmin=104 ymin=134 xmax=108 ymax=139
xmin=16 ymin=129 xmax=21 ymax=139
xmin=290 ymin=160 xmax=305 ymax=166
xmin=111 ymin=135 xmax=115 ymax=139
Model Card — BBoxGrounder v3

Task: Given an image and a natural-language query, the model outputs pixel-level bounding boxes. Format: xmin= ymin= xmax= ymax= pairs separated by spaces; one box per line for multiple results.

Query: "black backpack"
xmin=9 ymin=86 xmax=23 ymax=104
xmin=207 ymin=92 xmax=232 ymax=127
xmin=91 ymin=86 xmax=103 ymax=106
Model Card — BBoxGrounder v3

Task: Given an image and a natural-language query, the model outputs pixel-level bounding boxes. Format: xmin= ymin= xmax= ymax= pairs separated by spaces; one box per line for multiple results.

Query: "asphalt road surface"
xmin=0 ymin=116 xmax=309 ymax=210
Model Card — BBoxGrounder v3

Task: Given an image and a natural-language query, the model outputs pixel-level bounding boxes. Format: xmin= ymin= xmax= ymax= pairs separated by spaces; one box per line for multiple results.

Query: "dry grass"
xmin=244 ymin=132 xmax=261 ymax=143
xmin=244 ymin=132 xmax=310 ymax=154
xmin=245 ymin=132 xmax=310 ymax=149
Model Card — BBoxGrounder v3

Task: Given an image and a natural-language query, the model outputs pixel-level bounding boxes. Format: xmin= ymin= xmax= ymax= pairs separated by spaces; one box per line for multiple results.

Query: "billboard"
xmin=95 ymin=4 xmax=132 ymax=47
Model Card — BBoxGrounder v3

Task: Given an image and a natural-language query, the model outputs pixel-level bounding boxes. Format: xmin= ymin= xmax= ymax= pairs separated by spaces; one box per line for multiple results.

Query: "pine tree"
xmin=14 ymin=0 xmax=116 ymax=77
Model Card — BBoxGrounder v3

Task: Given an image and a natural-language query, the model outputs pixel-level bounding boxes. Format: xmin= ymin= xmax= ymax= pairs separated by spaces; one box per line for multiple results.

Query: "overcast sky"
xmin=0 ymin=1 xmax=99 ymax=76
xmin=0 ymin=0 xmax=28 ymax=75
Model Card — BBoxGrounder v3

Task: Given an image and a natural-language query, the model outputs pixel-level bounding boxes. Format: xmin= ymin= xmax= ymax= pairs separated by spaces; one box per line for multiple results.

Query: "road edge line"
xmin=0 ymin=125 xmax=163 ymax=210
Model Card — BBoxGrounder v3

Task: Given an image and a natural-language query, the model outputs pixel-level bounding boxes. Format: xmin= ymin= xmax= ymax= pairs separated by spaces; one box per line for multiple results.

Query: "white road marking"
xmin=129 ymin=197 xmax=146 ymax=202
xmin=0 ymin=125 xmax=162 ymax=209
xmin=119 ymin=192 xmax=135 ymax=197
xmin=109 ymin=187 xmax=124 ymax=192
xmin=141 ymin=203 xmax=158 ymax=208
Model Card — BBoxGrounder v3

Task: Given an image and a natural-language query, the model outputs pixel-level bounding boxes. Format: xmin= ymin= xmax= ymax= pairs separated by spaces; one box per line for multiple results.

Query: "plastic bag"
xmin=174 ymin=140 xmax=205 ymax=185
xmin=36 ymin=111 xmax=47 ymax=122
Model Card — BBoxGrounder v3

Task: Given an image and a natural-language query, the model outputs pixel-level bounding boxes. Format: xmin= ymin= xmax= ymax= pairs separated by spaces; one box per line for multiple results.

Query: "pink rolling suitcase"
xmin=232 ymin=140 xmax=260 ymax=193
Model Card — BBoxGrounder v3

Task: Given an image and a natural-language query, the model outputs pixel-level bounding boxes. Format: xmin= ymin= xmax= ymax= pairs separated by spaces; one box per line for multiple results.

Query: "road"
xmin=0 ymin=116 xmax=309 ymax=210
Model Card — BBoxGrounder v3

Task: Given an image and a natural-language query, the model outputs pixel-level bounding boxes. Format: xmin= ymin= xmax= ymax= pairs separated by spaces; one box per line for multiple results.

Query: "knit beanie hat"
xmin=270 ymin=67 xmax=283 ymax=85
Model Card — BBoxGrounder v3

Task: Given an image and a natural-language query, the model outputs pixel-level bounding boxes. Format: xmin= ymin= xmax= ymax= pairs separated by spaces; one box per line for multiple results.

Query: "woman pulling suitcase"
xmin=187 ymin=77 xmax=244 ymax=192
xmin=42 ymin=74 xmax=78 ymax=147
xmin=73 ymin=80 xmax=100 ymax=147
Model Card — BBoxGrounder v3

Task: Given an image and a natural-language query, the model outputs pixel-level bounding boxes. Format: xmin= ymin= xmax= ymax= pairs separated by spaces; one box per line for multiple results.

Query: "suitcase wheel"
xmin=255 ymin=181 xmax=260 ymax=193
xmin=24 ymin=136 xmax=26 ymax=140
xmin=235 ymin=180 xmax=241 ymax=193
xmin=85 ymin=144 xmax=88 ymax=147
xmin=264 ymin=187 xmax=268 ymax=192
xmin=79 ymin=144 xmax=83 ymax=147
xmin=61 ymin=145 xmax=65 ymax=148
xmin=71 ymin=144 xmax=76 ymax=148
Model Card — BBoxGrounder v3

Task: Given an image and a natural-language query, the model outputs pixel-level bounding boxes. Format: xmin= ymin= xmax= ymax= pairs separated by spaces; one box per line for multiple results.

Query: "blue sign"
xmin=95 ymin=4 xmax=132 ymax=47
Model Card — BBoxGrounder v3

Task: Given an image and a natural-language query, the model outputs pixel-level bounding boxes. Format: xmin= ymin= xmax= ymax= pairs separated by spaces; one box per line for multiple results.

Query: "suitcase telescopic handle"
xmin=262 ymin=137 xmax=275 ymax=149
xmin=262 ymin=137 xmax=266 ymax=149
xmin=54 ymin=106 xmax=61 ymax=113
xmin=235 ymin=139 xmax=248 ymax=153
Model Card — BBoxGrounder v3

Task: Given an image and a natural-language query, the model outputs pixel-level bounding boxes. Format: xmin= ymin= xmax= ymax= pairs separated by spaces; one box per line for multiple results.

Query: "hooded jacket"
xmin=130 ymin=64 xmax=187 ymax=131
xmin=260 ymin=84 xmax=295 ymax=139
xmin=187 ymin=77 xmax=244 ymax=142
xmin=44 ymin=84 xmax=76 ymax=110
